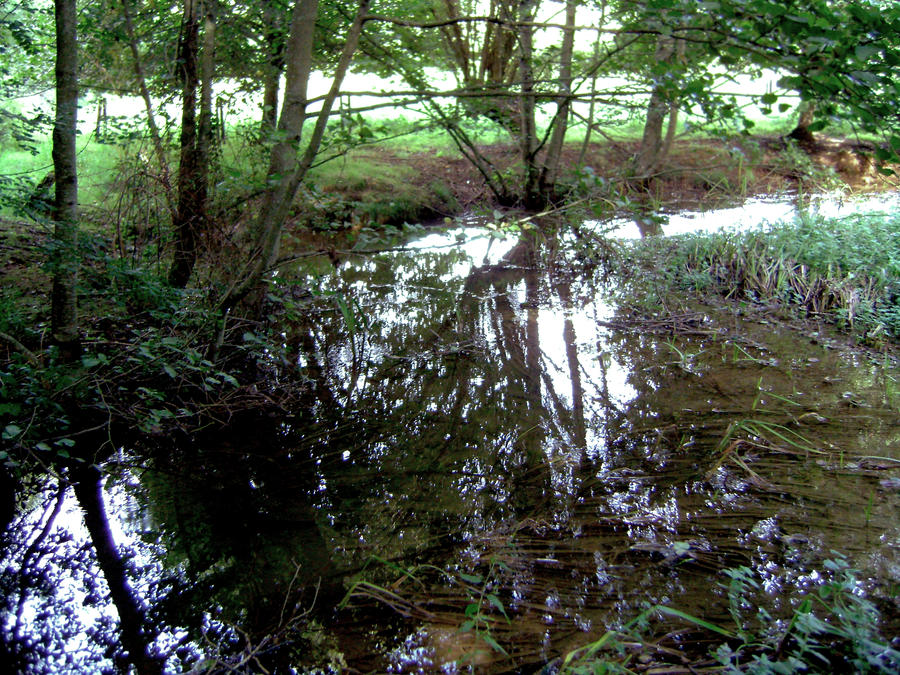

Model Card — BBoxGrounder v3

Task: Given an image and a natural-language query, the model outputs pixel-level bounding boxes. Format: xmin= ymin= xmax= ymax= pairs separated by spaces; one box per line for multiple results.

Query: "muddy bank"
xmin=304 ymin=134 xmax=899 ymax=231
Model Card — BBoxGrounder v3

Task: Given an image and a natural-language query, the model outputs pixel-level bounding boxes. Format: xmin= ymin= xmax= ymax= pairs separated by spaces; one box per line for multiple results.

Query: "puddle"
xmin=2 ymin=198 xmax=900 ymax=672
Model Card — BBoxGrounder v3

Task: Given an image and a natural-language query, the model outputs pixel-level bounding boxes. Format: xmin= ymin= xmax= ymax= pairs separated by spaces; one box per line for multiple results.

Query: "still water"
xmin=2 ymin=196 xmax=899 ymax=672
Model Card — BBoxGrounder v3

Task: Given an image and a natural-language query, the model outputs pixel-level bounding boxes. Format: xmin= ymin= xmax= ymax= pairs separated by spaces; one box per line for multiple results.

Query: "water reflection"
xmin=2 ymin=217 xmax=899 ymax=672
xmin=607 ymin=190 xmax=900 ymax=239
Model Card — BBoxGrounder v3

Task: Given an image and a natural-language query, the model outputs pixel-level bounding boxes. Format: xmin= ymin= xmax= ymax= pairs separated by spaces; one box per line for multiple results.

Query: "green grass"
xmin=0 ymin=133 xmax=131 ymax=219
xmin=633 ymin=211 xmax=900 ymax=342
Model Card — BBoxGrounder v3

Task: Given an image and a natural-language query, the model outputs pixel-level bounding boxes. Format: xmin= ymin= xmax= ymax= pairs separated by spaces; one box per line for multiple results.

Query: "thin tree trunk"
xmin=168 ymin=0 xmax=202 ymax=287
xmin=74 ymin=467 xmax=163 ymax=675
xmin=51 ymin=0 xmax=80 ymax=360
xmin=577 ymin=23 xmax=603 ymax=169
xmin=260 ymin=0 xmax=286 ymax=133
xmin=539 ymin=0 xmax=576 ymax=196
xmin=659 ymin=100 xmax=679 ymax=165
xmin=121 ymin=0 xmax=174 ymax=215
xmin=656 ymin=38 xmax=685 ymax=171
xmin=223 ymin=0 xmax=370 ymax=310
xmin=517 ymin=0 xmax=540 ymax=208
xmin=198 ymin=0 xmax=215 ymax=213
xmin=633 ymin=36 xmax=678 ymax=181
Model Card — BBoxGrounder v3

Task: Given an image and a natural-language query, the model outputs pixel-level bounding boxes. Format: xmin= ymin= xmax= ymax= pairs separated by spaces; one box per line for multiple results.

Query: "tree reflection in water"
xmin=2 ymin=223 xmax=899 ymax=672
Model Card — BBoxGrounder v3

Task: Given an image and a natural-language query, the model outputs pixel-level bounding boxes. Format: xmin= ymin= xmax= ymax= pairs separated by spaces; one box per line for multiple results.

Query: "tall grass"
xmin=641 ymin=211 xmax=900 ymax=341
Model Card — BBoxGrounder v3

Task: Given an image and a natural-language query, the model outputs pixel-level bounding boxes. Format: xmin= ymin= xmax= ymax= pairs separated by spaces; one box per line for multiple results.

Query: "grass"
xmin=633 ymin=210 xmax=900 ymax=343
xmin=0 ymin=133 xmax=129 ymax=214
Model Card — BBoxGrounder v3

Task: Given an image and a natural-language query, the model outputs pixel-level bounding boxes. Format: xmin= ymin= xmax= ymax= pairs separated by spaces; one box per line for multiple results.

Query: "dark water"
xmin=2 ymin=210 xmax=899 ymax=672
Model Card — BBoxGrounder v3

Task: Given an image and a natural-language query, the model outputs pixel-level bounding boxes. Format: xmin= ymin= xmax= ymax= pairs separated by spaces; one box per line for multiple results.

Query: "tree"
xmin=632 ymin=35 xmax=684 ymax=181
xmin=168 ymin=0 xmax=210 ymax=287
xmin=258 ymin=0 xmax=290 ymax=132
xmin=221 ymin=0 xmax=371 ymax=308
xmin=50 ymin=0 xmax=80 ymax=359
xmin=632 ymin=0 xmax=900 ymax=157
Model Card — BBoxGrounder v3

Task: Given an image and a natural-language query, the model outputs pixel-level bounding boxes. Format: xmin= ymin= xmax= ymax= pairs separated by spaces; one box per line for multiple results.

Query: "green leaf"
xmin=480 ymin=633 xmax=508 ymax=654
xmin=2 ymin=424 xmax=22 ymax=440
xmin=55 ymin=438 xmax=76 ymax=447
xmin=657 ymin=606 xmax=735 ymax=638
xmin=855 ymin=44 xmax=880 ymax=61
xmin=464 ymin=602 xmax=480 ymax=618
xmin=459 ymin=573 xmax=482 ymax=584
xmin=81 ymin=355 xmax=102 ymax=369
xmin=672 ymin=540 xmax=692 ymax=555
xmin=36 ymin=442 xmax=51 ymax=452
xmin=487 ymin=593 xmax=508 ymax=618
xmin=760 ymin=92 xmax=778 ymax=105
xmin=162 ymin=363 xmax=177 ymax=378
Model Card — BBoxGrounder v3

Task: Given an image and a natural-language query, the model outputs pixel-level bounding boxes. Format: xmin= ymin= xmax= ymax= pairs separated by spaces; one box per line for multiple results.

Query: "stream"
xmin=2 ymin=192 xmax=899 ymax=673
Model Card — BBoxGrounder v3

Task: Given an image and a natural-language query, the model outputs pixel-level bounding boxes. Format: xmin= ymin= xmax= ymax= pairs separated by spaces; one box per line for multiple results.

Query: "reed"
xmin=649 ymin=211 xmax=900 ymax=341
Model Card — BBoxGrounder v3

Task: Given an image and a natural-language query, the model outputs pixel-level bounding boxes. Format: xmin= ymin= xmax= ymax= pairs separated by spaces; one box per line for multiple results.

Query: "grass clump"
xmin=638 ymin=211 xmax=900 ymax=342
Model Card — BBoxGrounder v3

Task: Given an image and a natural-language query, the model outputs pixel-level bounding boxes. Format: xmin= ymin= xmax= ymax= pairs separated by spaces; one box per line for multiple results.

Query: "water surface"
xmin=2 ymin=199 xmax=899 ymax=672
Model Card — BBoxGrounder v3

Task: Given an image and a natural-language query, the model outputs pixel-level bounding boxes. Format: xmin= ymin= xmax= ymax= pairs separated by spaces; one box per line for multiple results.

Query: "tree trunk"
xmin=223 ymin=0 xmax=370 ymax=310
xmin=517 ymin=0 xmax=541 ymax=208
xmin=198 ymin=0 xmax=216 ymax=212
xmin=539 ymin=0 xmax=576 ymax=196
xmin=788 ymin=100 xmax=817 ymax=145
xmin=633 ymin=36 xmax=680 ymax=181
xmin=74 ymin=467 xmax=164 ymax=675
xmin=168 ymin=0 xmax=203 ymax=288
xmin=260 ymin=0 xmax=286 ymax=133
xmin=434 ymin=0 xmax=520 ymax=137
xmin=577 ymin=22 xmax=604 ymax=169
xmin=50 ymin=0 xmax=80 ymax=360
xmin=121 ymin=0 xmax=174 ymax=216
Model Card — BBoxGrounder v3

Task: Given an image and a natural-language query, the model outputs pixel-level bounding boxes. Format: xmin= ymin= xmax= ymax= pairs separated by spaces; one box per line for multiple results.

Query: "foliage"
xmin=0 ymin=243 xmax=248 ymax=470
xmin=715 ymin=557 xmax=900 ymax=674
xmin=634 ymin=211 xmax=900 ymax=341
xmin=560 ymin=556 xmax=900 ymax=674
xmin=456 ymin=556 xmax=512 ymax=657
xmin=637 ymin=0 xmax=900 ymax=159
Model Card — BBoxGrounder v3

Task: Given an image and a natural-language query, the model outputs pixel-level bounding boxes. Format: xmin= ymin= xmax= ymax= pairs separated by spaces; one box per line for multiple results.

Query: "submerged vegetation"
xmin=561 ymin=557 xmax=900 ymax=674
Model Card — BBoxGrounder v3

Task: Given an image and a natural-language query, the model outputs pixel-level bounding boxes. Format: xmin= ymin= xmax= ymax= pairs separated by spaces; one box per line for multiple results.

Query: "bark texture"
xmin=516 ymin=0 xmax=540 ymax=208
xmin=50 ymin=0 xmax=80 ymax=359
xmin=539 ymin=0 xmax=577 ymax=195
xmin=260 ymin=0 xmax=287 ymax=133
xmin=223 ymin=0 xmax=370 ymax=310
xmin=633 ymin=36 xmax=680 ymax=181
xmin=168 ymin=0 xmax=204 ymax=287
xmin=788 ymin=100 xmax=817 ymax=145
